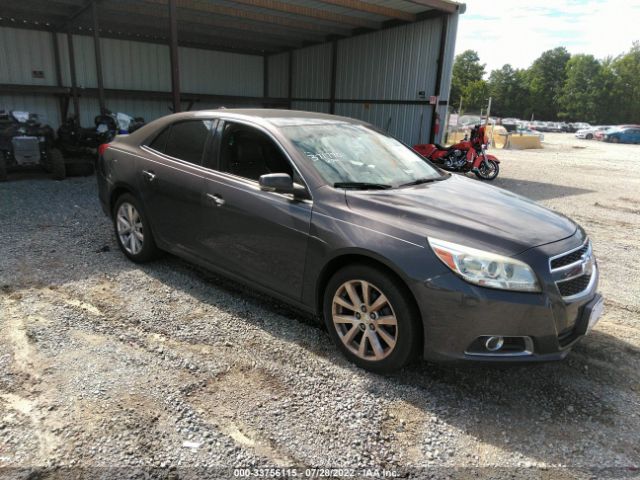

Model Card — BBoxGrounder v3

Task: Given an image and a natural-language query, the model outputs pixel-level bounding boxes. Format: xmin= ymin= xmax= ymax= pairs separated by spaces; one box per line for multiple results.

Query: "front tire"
xmin=611 ymin=137 xmax=619 ymax=144
xmin=475 ymin=159 xmax=499 ymax=180
xmin=113 ymin=193 xmax=159 ymax=263
xmin=323 ymin=264 xmax=421 ymax=373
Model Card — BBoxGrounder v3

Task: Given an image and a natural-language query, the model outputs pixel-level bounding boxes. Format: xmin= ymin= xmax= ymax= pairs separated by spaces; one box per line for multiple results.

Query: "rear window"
xmin=164 ymin=120 xmax=213 ymax=165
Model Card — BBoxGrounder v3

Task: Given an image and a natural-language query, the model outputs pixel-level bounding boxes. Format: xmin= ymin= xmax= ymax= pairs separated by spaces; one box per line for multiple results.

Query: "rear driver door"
xmin=139 ymin=119 xmax=216 ymax=255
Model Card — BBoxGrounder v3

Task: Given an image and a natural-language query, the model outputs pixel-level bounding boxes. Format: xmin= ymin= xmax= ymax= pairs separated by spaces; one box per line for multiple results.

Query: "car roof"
xmin=121 ymin=108 xmax=371 ymax=146
xmin=176 ymin=108 xmax=364 ymax=127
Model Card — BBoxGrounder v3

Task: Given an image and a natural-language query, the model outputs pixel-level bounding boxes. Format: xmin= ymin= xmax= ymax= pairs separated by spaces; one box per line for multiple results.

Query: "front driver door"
xmin=198 ymin=120 xmax=312 ymax=301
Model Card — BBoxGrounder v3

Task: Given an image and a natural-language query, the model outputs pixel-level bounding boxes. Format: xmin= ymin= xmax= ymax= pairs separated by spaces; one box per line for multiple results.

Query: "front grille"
xmin=550 ymin=244 xmax=589 ymax=269
xmin=557 ymin=273 xmax=592 ymax=297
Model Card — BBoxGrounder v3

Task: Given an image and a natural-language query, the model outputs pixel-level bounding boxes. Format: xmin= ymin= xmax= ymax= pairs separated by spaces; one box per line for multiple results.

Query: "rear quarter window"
xmin=147 ymin=126 xmax=171 ymax=153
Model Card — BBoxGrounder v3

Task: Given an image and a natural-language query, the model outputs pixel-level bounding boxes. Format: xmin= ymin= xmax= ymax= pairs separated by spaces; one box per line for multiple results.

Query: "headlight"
xmin=428 ymin=237 xmax=541 ymax=292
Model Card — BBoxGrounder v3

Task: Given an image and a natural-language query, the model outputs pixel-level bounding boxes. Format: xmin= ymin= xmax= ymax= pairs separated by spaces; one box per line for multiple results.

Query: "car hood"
xmin=344 ymin=175 xmax=577 ymax=256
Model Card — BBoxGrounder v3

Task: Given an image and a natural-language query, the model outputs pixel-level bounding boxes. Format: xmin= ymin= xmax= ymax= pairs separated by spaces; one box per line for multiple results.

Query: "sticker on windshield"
xmin=305 ymin=151 xmax=345 ymax=163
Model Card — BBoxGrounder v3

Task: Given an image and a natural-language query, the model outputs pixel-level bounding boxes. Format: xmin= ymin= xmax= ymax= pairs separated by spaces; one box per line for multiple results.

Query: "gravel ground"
xmin=0 ymin=133 xmax=639 ymax=479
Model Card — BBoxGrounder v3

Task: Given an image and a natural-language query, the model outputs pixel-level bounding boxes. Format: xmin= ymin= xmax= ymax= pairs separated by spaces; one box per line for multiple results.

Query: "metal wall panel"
xmin=334 ymin=103 xmax=432 ymax=146
xmin=292 ymin=43 xmax=332 ymax=99
xmin=336 ymin=18 xmax=442 ymax=101
xmin=291 ymin=100 xmax=331 ymax=114
xmin=0 ymin=27 xmax=57 ymax=86
xmin=267 ymin=52 xmax=289 ymax=99
xmin=56 ymin=33 xmax=98 ymax=89
xmin=0 ymin=94 xmax=61 ymax=128
xmin=100 ymin=38 xmax=171 ymax=92
xmin=179 ymin=46 xmax=262 ymax=96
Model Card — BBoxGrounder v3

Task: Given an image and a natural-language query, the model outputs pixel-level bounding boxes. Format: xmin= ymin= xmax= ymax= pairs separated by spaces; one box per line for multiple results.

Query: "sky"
xmin=454 ymin=0 xmax=640 ymax=74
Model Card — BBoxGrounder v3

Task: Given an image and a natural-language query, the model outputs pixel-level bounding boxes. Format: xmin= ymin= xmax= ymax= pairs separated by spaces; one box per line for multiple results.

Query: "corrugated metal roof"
xmin=0 ymin=0 xmax=463 ymax=55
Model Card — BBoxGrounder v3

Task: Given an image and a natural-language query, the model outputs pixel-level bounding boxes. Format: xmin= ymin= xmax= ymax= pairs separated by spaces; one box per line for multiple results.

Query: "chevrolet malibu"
xmin=97 ymin=110 xmax=603 ymax=372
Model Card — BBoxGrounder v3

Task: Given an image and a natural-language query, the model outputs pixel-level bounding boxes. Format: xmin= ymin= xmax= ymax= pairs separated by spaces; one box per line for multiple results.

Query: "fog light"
xmin=485 ymin=336 xmax=504 ymax=352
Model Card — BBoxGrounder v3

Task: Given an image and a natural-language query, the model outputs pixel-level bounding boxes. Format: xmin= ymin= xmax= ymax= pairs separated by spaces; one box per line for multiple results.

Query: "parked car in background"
xmin=575 ymin=125 xmax=606 ymax=140
xmin=594 ymin=126 xmax=616 ymax=141
xmin=570 ymin=122 xmax=591 ymax=132
xmin=97 ymin=109 xmax=602 ymax=372
xmin=603 ymin=126 xmax=640 ymax=144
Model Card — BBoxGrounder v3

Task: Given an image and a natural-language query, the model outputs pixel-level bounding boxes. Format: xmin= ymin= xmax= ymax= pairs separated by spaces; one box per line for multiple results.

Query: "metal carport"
xmin=0 ymin=0 xmax=463 ymax=144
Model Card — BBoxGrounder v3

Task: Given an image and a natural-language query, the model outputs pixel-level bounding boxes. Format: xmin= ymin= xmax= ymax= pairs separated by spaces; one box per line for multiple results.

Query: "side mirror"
xmin=259 ymin=173 xmax=309 ymax=199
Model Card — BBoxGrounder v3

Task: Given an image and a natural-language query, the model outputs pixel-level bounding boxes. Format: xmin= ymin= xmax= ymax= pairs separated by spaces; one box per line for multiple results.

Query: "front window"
xmin=281 ymin=123 xmax=444 ymax=188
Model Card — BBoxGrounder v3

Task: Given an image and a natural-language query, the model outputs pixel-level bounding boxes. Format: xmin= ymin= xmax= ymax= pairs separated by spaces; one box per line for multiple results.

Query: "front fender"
xmin=485 ymin=154 xmax=500 ymax=163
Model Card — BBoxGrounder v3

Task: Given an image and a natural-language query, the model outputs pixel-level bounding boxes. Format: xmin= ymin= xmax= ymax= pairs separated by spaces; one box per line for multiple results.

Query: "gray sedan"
xmin=97 ymin=109 xmax=602 ymax=372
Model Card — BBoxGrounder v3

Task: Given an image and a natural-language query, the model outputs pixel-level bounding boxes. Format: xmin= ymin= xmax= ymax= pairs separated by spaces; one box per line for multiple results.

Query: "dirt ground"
xmin=0 ymin=133 xmax=639 ymax=479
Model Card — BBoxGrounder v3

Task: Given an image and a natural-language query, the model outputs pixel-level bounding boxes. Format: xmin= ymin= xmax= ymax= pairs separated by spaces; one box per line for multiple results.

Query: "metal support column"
xmin=263 ymin=54 xmax=269 ymax=106
xmin=287 ymin=50 xmax=293 ymax=109
xmin=329 ymin=39 xmax=338 ymax=114
xmin=429 ymin=14 xmax=448 ymax=143
xmin=52 ymin=31 xmax=66 ymax=124
xmin=66 ymin=30 xmax=81 ymax=123
xmin=168 ymin=0 xmax=181 ymax=113
xmin=91 ymin=0 xmax=106 ymax=114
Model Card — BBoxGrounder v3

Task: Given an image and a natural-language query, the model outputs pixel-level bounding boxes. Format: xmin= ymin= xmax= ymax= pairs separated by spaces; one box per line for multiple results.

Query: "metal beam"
xmin=407 ymin=0 xmax=458 ymax=14
xmin=60 ymin=0 xmax=93 ymax=28
xmin=329 ymin=39 xmax=338 ymax=114
xmin=430 ymin=14 xmax=448 ymax=143
xmin=287 ymin=50 xmax=293 ymax=109
xmin=168 ymin=0 xmax=181 ymax=113
xmin=314 ymin=0 xmax=416 ymax=22
xmin=91 ymin=0 xmax=106 ymax=114
xmin=143 ymin=0 xmax=352 ymax=36
xmin=52 ymin=31 xmax=65 ymax=124
xmin=0 ymin=83 xmax=289 ymax=107
xmin=263 ymin=54 xmax=269 ymax=99
xmin=66 ymin=30 xmax=81 ymax=122
xmin=213 ymin=0 xmax=379 ymax=29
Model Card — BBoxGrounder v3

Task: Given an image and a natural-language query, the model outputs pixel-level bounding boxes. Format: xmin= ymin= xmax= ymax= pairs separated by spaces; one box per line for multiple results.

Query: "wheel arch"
xmin=109 ymin=183 xmax=138 ymax=217
xmin=314 ymin=250 xmax=424 ymax=330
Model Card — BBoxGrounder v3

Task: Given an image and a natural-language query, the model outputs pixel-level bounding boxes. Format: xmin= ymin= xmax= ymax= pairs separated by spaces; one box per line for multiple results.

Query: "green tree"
xmin=610 ymin=42 xmax=640 ymax=124
xmin=528 ymin=47 xmax=571 ymax=120
xmin=463 ymin=79 xmax=489 ymax=112
xmin=488 ymin=64 xmax=531 ymax=118
xmin=450 ymin=50 xmax=486 ymax=111
xmin=558 ymin=54 xmax=603 ymax=122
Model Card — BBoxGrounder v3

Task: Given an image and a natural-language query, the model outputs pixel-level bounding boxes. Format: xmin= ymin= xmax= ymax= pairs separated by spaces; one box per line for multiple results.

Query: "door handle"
xmin=206 ymin=193 xmax=225 ymax=207
xmin=142 ymin=170 xmax=157 ymax=182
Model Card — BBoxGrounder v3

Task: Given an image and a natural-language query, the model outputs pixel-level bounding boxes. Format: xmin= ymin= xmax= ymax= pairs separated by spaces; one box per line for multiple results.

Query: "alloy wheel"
xmin=116 ymin=202 xmax=144 ymax=255
xmin=332 ymin=280 xmax=398 ymax=361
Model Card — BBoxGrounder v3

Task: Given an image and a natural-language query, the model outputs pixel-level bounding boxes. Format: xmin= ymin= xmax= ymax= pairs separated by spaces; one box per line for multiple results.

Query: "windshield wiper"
xmin=334 ymin=182 xmax=392 ymax=190
xmin=399 ymin=176 xmax=447 ymax=187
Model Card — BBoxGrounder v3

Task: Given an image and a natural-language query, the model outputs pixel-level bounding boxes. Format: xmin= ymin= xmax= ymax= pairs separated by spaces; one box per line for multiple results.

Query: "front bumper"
xmin=415 ymin=234 xmax=600 ymax=363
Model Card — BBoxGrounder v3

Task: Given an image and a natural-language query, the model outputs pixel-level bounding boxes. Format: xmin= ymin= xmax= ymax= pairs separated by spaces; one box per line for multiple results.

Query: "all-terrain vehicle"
xmin=0 ymin=110 xmax=65 ymax=181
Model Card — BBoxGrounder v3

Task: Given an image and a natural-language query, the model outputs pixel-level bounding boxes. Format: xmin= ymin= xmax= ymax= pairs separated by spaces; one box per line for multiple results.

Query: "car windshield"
xmin=280 ymin=123 xmax=444 ymax=188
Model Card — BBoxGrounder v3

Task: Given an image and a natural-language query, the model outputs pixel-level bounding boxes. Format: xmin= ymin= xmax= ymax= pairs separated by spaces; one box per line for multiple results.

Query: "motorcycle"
xmin=413 ymin=124 xmax=500 ymax=181
xmin=57 ymin=111 xmax=145 ymax=156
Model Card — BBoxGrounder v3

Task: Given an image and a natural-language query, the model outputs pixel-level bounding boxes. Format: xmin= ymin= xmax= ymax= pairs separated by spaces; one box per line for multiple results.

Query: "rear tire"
xmin=113 ymin=193 xmax=160 ymax=263
xmin=0 ymin=156 xmax=6 ymax=182
xmin=586 ymin=133 xmax=593 ymax=140
xmin=50 ymin=148 xmax=66 ymax=180
xmin=323 ymin=264 xmax=421 ymax=373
